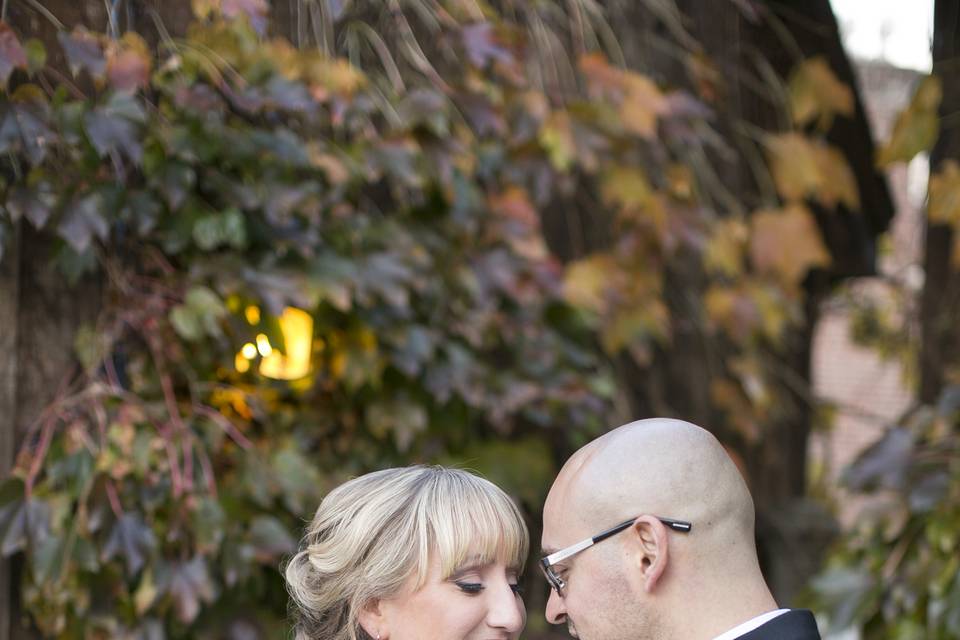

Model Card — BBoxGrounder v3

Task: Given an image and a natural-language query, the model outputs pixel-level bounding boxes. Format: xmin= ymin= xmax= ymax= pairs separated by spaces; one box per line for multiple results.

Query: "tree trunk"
xmin=921 ymin=0 xmax=960 ymax=403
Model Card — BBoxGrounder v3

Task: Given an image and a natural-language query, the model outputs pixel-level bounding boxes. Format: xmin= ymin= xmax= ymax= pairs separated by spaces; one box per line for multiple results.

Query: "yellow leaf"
xmin=563 ymin=254 xmax=618 ymax=312
xmin=766 ymin=134 xmax=857 ymax=211
xmin=704 ymin=218 xmax=749 ymax=277
xmin=747 ymin=281 xmax=794 ymax=344
xmin=929 ymin=160 xmax=960 ymax=225
xmin=620 ymin=72 xmax=667 ymax=139
xmin=789 ymin=57 xmax=853 ymax=129
xmin=750 ymin=205 xmax=830 ymax=284
xmin=666 ymin=164 xmax=695 ymax=201
xmin=704 ymin=285 xmax=761 ymax=343
xmin=578 ymin=54 xmax=666 ymax=139
xmin=814 ymin=144 xmax=860 ymax=211
xmin=601 ymin=166 xmax=652 ymax=209
xmin=540 ymin=110 xmax=576 ymax=171
xmin=877 ymin=75 xmax=941 ymax=167
xmin=600 ymin=302 xmax=669 ymax=353
xmin=766 ymin=133 xmax=821 ymax=203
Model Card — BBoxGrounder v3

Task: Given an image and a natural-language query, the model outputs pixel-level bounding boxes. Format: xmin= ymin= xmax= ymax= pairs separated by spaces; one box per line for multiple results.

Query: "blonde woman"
xmin=284 ymin=465 xmax=528 ymax=640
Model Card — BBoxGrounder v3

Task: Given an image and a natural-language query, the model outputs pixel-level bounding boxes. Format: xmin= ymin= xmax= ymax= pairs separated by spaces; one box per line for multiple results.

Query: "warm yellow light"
xmin=259 ymin=307 xmax=313 ymax=380
xmin=245 ymin=305 xmax=261 ymax=325
xmin=241 ymin=343 xmax=258 ymax=359
xmin=256 ymin=333 xmax=273 ymax=357
xmin=235 ymin=352 xmax=251 ymax=373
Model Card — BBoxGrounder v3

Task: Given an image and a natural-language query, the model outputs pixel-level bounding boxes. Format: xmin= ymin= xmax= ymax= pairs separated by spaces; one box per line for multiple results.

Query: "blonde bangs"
xmin=412 ymin=468 xmax=529 ymax=584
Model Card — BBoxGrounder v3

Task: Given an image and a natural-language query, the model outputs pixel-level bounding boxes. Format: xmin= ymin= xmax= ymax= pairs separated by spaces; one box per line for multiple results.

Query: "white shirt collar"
xmin=710 ymin=609 xmax=791 ymax=640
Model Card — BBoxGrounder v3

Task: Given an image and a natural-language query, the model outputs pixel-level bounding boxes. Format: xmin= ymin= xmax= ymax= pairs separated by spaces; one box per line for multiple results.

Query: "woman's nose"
xmin=486 ymin=583 xmax=525 ymax=633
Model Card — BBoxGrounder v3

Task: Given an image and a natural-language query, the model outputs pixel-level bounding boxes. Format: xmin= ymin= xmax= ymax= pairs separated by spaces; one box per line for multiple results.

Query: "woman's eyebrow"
xmin=448 ymin=564 xmax=484 ymax=579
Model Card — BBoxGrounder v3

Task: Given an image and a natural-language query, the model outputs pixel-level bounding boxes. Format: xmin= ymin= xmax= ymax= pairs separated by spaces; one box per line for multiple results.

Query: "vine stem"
xmin=105 ymin=480 xmax=124 ymax=518
xmin=194 ymin=404 xmax=254 ymax=449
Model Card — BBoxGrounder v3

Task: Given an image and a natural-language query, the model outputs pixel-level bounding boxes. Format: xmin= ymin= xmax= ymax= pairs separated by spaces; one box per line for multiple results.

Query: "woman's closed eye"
xmin=455 ymin=581 xmax=484 ymax=594
xmin=454 ymin=581 xmax=524 ymax=596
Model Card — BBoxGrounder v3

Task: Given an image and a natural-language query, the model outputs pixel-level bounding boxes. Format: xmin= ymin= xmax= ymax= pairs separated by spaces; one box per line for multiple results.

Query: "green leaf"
xmin=57 ymin=192 xmax=108 ymax=253
xmin=192 ymin=497 xmax=226 ymax=554
xmin=5 ymin=184 xmax=56 ymax=229
xmin=192 ymin=207 xmax=247 ymax=251
xmin=101 ymin=513 xmax=155 ymax=577
xmin=248 ymin=516 xmax=296 ymax=563
xmin=57 ymin=27 xmax=105 ymax=79
xmin=1 ymin=497 xmax=51 ymax=556
xmin=157 ymin=556 xmax=215 ymax=624
xmin=170 ymin=286 xmax=227 ymax=341
xmin=23 ymin=38 xmax=46 ymax=74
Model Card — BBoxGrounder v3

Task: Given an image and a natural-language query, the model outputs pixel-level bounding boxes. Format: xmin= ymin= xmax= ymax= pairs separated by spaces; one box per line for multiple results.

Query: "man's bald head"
xmin=541 ymin=419 xmax=778 ymax=640
xmin=544 ymin=418 xmax=759 ymax=574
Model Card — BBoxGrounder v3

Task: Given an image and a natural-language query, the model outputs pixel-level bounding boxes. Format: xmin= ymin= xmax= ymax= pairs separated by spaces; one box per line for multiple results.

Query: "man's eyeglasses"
xmin=539 ymin=516 xmax=693 ymax=596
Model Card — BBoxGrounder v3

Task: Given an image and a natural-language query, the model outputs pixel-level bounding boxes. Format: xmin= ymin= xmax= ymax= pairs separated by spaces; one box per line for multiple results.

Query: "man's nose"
xmin=545 ymin=588 xmax=567 ymax=624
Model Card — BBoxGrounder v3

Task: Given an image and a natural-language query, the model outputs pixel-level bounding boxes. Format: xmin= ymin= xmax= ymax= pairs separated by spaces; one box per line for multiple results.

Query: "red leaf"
xmin=106 ymin=33 xmax=152 ymax=93
xmin=0 ymin=22 xmax=28 ymax=88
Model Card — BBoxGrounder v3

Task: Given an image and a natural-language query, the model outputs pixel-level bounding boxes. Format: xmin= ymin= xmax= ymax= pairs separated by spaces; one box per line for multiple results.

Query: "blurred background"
xmin=1 ymin=0 xmax=958 ymax=638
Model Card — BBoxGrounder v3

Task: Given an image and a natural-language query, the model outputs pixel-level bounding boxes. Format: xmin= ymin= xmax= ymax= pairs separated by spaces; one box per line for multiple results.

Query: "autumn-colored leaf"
xmin=306 ymin=58 xmax=366 ymax=98
xmin=814 ymin=144 xmax=860 ymax=211
xmin=877 ymin=75 xmax=941 ymax=167
xmin=789 ymin=56 xmax=854 ymax=130
xmin=750 ymin=204 xmax=830 ymax=283
xmin=0 ymin=22 xmax=28 ymax=88
xmin=601 ymin=166 xmax=652 ymax=210
xmin=563 ymin=254 xmax=618 ymax=313
xmin=704 ymin=285 xmax=760 ymax=343
xmin=600 ymin=302 xmax=669 ymax=353
xmin=620 ymin=71 xmax=667 ymax=139
xmin=540 ymin=110 xmax=576 ymax=171
xmin=766 ymin=133 xmax=858 ymax=210
xmin=489 ymin=186 xmax=539 ymax=231
xmin=928 ymin=159 xmax=960 ymax=226
xmin=766 ymin=132 xmax=821 ymax=203
xmin=578 ymin=54 xmax=666 ymax=138
xmin=106 ymin=32 xmax=152 ymax=93
xmin=579 ymin=53 xmax=626 ymax=98
xmin=704 ymin=218 xmax=749 ymax=277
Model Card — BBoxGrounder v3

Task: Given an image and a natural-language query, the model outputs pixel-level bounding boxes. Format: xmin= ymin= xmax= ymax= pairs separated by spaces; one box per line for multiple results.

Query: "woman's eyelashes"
xmin=453 ymin=581 xmax=524 ymax=596
xmin=454 ymin=581 xmax=484 ymax=594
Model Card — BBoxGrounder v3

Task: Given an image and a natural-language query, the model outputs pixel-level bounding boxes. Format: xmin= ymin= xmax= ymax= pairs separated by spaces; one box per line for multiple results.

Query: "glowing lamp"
xmin=258 ymin=307 xmax=314 ymax=380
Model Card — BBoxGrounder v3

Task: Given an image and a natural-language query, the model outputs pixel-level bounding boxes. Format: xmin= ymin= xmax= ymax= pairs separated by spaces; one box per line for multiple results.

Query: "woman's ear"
xmin=358 ymin=598 xmax=385 ymax=640
xmin=630 ymin=516 xmax=669 ymax=593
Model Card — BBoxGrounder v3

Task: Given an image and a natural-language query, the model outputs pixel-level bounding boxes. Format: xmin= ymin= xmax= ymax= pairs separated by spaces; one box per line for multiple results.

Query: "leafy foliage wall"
xmin=0 ymin=0 xmax=882 ymax=637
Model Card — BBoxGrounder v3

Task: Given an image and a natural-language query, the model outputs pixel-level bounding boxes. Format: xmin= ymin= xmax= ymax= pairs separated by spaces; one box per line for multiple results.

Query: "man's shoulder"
xmin=736 ymin=609 xmax=821 ymax=640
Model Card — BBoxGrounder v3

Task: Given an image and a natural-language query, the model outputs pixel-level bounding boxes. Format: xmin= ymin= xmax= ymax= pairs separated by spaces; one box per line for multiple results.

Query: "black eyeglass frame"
xmin=539 ymin=516 xmax=693 ymax=596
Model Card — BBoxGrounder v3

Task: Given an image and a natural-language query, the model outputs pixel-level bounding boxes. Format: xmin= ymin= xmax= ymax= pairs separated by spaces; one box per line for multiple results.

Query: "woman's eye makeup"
xmin=454 ymin=581 xmax=484 ymax=594
xmin=509 ymin=583 xmax=524 ymax=596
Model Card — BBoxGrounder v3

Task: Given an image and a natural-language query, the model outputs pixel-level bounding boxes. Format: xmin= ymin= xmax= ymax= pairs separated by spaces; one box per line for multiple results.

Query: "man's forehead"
xmin=541 ymin=447 xmax=603 ymax=550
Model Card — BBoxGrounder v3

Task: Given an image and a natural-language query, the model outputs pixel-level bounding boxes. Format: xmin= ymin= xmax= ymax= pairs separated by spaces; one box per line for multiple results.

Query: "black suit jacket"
xmin=736 ymin=610 xmax=821 ymax=640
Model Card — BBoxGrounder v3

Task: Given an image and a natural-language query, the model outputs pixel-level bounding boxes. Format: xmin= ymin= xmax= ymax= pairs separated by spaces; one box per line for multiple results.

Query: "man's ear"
xmin=630 ymin=516 xmax=669 ymax=593
xmin=358 ymin=598 xmax=386 ymax=640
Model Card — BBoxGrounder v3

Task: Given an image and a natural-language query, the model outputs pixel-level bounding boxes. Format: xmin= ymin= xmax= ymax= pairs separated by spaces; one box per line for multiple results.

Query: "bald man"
xmin=539 ymin=418 xmax=821 ymax=640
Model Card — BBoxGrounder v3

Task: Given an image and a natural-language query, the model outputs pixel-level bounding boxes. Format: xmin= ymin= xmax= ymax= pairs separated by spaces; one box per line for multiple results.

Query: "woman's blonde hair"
xmin=283 ymin=465 xmax=529 ymax=640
